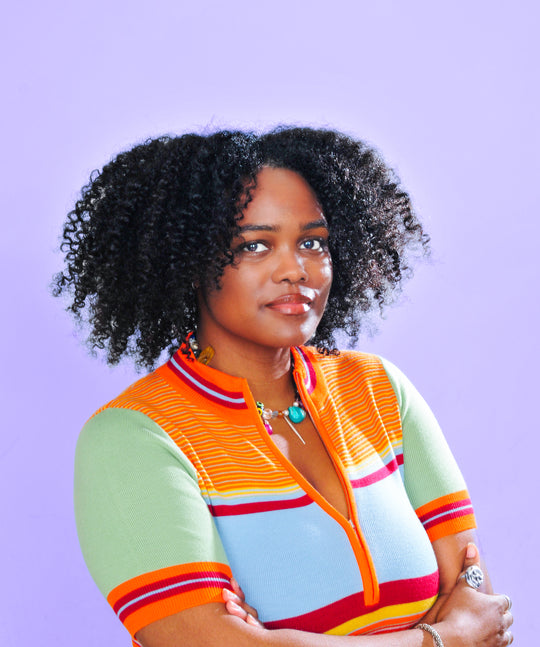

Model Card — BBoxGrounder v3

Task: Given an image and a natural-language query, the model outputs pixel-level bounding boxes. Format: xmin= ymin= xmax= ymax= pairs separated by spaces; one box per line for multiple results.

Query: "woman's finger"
xmin=223 ymin=588 xmax=259 ymax=619
xmin=246 ymin=612 xmax=264 ymax=627
xmin=462 ymin=542 xmax=480 ymax=568
xmin=229 ymin=578 xmax=259 ymax=619
xmin=224 ymin=598 xmax=247 ymax=619
xmin=455 ymin=543 xmax=487 ymax=590
xmin=224 ymin=599 xmax=264 ymax=628
xmin=222 ymin=588 xmax=262 ymax=624
xmin=230 ymin=577 xmax=245 ymax=601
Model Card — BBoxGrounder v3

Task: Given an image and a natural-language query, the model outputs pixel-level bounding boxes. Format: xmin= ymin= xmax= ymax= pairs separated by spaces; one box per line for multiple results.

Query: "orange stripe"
xmin=309 ymin=352 xmax=402 ymax=471
xmin=425 ymin=514 xmax=477 ymax=542
xmin=127 ymin=587 xmax=224 ymax=637
xmin=350 ymin=609 xmax=428 ymax=635
xmin=107 ymin=562 xmax=231 ymax=607
xmin=98 ymin=349 xmax=404 ymax=494
xmin=107 ymin=562 xmax=232 ymax=637
xmin=415 ymin=490 xmax=470 ymax=518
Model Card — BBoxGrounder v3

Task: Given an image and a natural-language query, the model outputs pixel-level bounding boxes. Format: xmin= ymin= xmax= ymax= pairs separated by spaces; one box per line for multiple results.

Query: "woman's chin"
xmin=260 ymin=321 xmax=320 ymax=350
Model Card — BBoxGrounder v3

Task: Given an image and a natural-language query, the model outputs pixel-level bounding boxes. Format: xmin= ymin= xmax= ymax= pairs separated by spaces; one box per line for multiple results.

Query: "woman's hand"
xmin=222 ymin=577 xmax=264 ymax=628
xmin=222 ymin=547 xmax=514 ymax=646
xmin=434 ymin=543 xmax=513 ymax=646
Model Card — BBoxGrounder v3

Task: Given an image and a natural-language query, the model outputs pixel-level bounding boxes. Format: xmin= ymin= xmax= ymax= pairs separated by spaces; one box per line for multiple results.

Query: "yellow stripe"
xmin=325 ymin=596 xmax=437 ymax=635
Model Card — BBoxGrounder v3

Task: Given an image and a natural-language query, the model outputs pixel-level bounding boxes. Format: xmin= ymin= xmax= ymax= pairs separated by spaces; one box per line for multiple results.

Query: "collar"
xmin=157 ymin=341 xmax=318 ymax=413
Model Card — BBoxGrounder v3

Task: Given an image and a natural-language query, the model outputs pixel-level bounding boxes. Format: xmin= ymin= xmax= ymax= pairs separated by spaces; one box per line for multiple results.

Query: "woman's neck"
xmin=194 ymin=330 xmax=299 ymax=409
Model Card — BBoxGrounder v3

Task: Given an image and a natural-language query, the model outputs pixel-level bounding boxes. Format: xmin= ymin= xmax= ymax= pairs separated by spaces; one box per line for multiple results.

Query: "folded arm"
xmin=137 ymin=533 xmax=511 ymax=647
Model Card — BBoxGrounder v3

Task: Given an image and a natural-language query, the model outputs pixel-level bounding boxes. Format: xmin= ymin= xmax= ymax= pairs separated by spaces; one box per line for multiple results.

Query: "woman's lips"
xmin=266 ymin=294 xmax=313 ymax=315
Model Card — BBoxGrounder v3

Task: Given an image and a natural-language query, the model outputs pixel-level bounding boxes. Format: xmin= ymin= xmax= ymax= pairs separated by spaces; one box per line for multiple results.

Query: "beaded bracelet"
xmin=417 ymin=623 xmax=444 ymax=647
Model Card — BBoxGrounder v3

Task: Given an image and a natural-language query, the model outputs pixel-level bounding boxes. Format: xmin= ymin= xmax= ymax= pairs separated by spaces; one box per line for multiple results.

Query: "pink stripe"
xmin=171 ymin=351 xmax=245 ymax=398
xmin=350 ymin=453 xmax=403 ymax=488
xmin=167 ymin=355 xmax=247 ymax=409
xmin=423 ymin=506 xmax=475 ymax=531
xmin=210 ymin=494 xmax=313 ymax=517
xmin=113 ymin=570 xmax=231 ymax=614
xmin=418 ymin=498 xmax=472 ymax=524
xmin=264 ymin=571 xmax=438 ymax=633
xmin=295 ymin=347 xmax=316 ymax=394
xmin=118 ymin=577 xmax=231 ymax=623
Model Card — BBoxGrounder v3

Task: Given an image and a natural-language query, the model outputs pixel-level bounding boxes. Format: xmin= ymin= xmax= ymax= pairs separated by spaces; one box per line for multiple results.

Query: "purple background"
xmin=2 ymin=1 xmax=537 ymax=644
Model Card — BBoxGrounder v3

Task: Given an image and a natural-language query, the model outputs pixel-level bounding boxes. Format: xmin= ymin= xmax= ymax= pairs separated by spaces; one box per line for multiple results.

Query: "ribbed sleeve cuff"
xmin=106 ymin=561 xmax=233 ymax=638
xmin=415 ymin=490 xmax=476 ymax=542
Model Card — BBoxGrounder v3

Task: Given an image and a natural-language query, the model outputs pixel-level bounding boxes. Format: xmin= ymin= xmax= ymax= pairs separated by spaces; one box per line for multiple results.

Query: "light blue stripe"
xmin=423 ymin=503 xmax=473 ymax=526
xmin=171 ymin=357 xmax=245 ymax=404
xmin=215 ymin=502 xmax=360 ymax=620
xmin=117 ymin=575 xmax=230 ymax=617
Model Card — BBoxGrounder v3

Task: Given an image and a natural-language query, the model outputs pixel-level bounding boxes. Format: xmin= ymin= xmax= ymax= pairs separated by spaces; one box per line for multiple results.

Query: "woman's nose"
xmin=272 ymin=248 xmax=308 ymax=283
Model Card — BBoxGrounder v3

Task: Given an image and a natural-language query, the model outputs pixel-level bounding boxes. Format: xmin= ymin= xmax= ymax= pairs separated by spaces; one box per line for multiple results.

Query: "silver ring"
xmin=461 ymin=564 xmax=484 ymax=589
xmin=505 ymin=630 xmax=513 ymax=645
xmin=502 ymin=594 xmax=512 ymax=611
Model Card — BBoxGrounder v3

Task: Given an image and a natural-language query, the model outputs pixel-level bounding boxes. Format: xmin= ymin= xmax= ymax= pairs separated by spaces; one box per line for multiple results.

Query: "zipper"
xmin=293 ymin=369 xmax=380 ymax=605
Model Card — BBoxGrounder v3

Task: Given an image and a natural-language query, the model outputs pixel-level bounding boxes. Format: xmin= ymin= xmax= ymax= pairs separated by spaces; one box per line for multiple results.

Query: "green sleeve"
xmin=380 ymin=357 xmax=469 ymax=511
xmin=74 ymin=407 xmax=229 ymax=598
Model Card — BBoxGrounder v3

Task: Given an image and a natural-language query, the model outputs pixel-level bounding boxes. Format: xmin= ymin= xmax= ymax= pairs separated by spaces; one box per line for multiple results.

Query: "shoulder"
xmin=300 ymin=345 xmax=389 ymax=380
xmin=300 ymin=345 xmax=383 ymax=368
xmin=298 ymin=346 xmax=400 ymax=397
xmin=77 ymin=406 xmax=196 ymax=473
xmin=80 ymin=406 xmax=171 ymax=447
xmin=77 ymin=362 xmax=196 ymax=474
xmin=298 ymin=346 xmax=425 ymax=411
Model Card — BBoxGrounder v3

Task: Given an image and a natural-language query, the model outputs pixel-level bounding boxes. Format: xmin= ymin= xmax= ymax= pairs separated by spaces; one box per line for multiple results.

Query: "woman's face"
xmin=197 ymin=167 xmax=333 ymax=354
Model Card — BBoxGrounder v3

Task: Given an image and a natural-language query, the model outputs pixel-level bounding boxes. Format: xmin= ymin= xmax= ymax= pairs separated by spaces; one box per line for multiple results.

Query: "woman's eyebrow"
xmin=237 ymin=219 xmax=328 ymax=234
xmin=237 ymin=224 xmax=279 ymax=233
xmin=302 ymin=218 xmax=328 ymax=231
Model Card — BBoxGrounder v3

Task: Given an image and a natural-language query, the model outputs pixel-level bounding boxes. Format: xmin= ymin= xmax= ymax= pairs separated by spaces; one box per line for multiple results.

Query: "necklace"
xmin=256 ymin=397 xmax=307 ymax=445
xmin=186 ymin=332 xmax=307 ymax=444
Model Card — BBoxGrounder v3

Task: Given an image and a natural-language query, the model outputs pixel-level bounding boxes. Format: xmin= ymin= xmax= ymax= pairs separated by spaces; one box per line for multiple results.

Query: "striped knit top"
xmin=74 ymin=345 xmax=476 ymax=644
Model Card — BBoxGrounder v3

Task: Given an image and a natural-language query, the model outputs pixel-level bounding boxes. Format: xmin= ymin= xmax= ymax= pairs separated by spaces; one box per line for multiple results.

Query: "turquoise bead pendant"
xmin=288 ymin=403 xmax=306 ymax=424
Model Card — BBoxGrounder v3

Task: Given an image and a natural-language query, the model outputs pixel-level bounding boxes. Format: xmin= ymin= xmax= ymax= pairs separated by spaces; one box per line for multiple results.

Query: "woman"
xmin=54 ymin=127 xmax=513 ymax=646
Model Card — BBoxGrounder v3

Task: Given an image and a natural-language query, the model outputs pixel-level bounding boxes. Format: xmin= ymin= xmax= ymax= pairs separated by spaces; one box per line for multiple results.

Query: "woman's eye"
xmin=241 ymin=241 xmax=269 ymax=253
xmin=300 ymin=238 xmax=326 ymax=251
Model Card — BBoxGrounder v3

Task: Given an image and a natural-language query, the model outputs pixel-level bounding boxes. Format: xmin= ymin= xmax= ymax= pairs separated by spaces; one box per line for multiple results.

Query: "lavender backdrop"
xmin=2 ymin=1 xmax=537 ymax=644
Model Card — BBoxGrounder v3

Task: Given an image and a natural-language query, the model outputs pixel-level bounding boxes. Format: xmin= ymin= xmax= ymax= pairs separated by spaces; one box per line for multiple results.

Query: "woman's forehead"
xmin=240 ymin=167 xmax=326 ymax=227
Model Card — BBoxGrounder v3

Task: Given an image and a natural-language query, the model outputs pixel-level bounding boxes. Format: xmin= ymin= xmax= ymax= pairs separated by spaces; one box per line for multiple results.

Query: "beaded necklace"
xmin=256 ymin=397 xmax=307 ymax=444
xmin=187 ymin=331 xmax=307 ymax=444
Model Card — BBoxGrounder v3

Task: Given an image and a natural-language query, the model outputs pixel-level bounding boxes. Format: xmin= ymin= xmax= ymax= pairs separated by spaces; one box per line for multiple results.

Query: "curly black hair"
xmin=53 ymin=126 xmax=429 ymax=368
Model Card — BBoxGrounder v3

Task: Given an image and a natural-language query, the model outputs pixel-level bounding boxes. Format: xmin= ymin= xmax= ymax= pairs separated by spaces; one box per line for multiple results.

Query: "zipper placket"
xmin=293 ymin=368 xmax=380 ymax=606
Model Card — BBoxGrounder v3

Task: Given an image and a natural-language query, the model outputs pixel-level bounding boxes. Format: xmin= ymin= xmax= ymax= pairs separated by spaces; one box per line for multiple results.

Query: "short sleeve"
xmin=74 ymin=407 xmax=232 ymax=639
xmin=380 ymin=358 xmax=476 ymax=542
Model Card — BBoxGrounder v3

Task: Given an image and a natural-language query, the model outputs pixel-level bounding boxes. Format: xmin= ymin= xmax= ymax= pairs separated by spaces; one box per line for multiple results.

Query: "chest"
xmin=207 ymin=443 xmax=438 ymax=630
xmin=155 ymin=380 xmax=439 ymax=631
xmin=267 ymin=415 xmax=350 ymax=518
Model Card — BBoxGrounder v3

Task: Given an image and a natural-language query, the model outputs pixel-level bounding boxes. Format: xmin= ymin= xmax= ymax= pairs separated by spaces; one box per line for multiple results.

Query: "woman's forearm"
xmin=258 ymin=624 xmax=439 ymax=647
xmin=137 ymin=605 xmax=442 ymax=647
